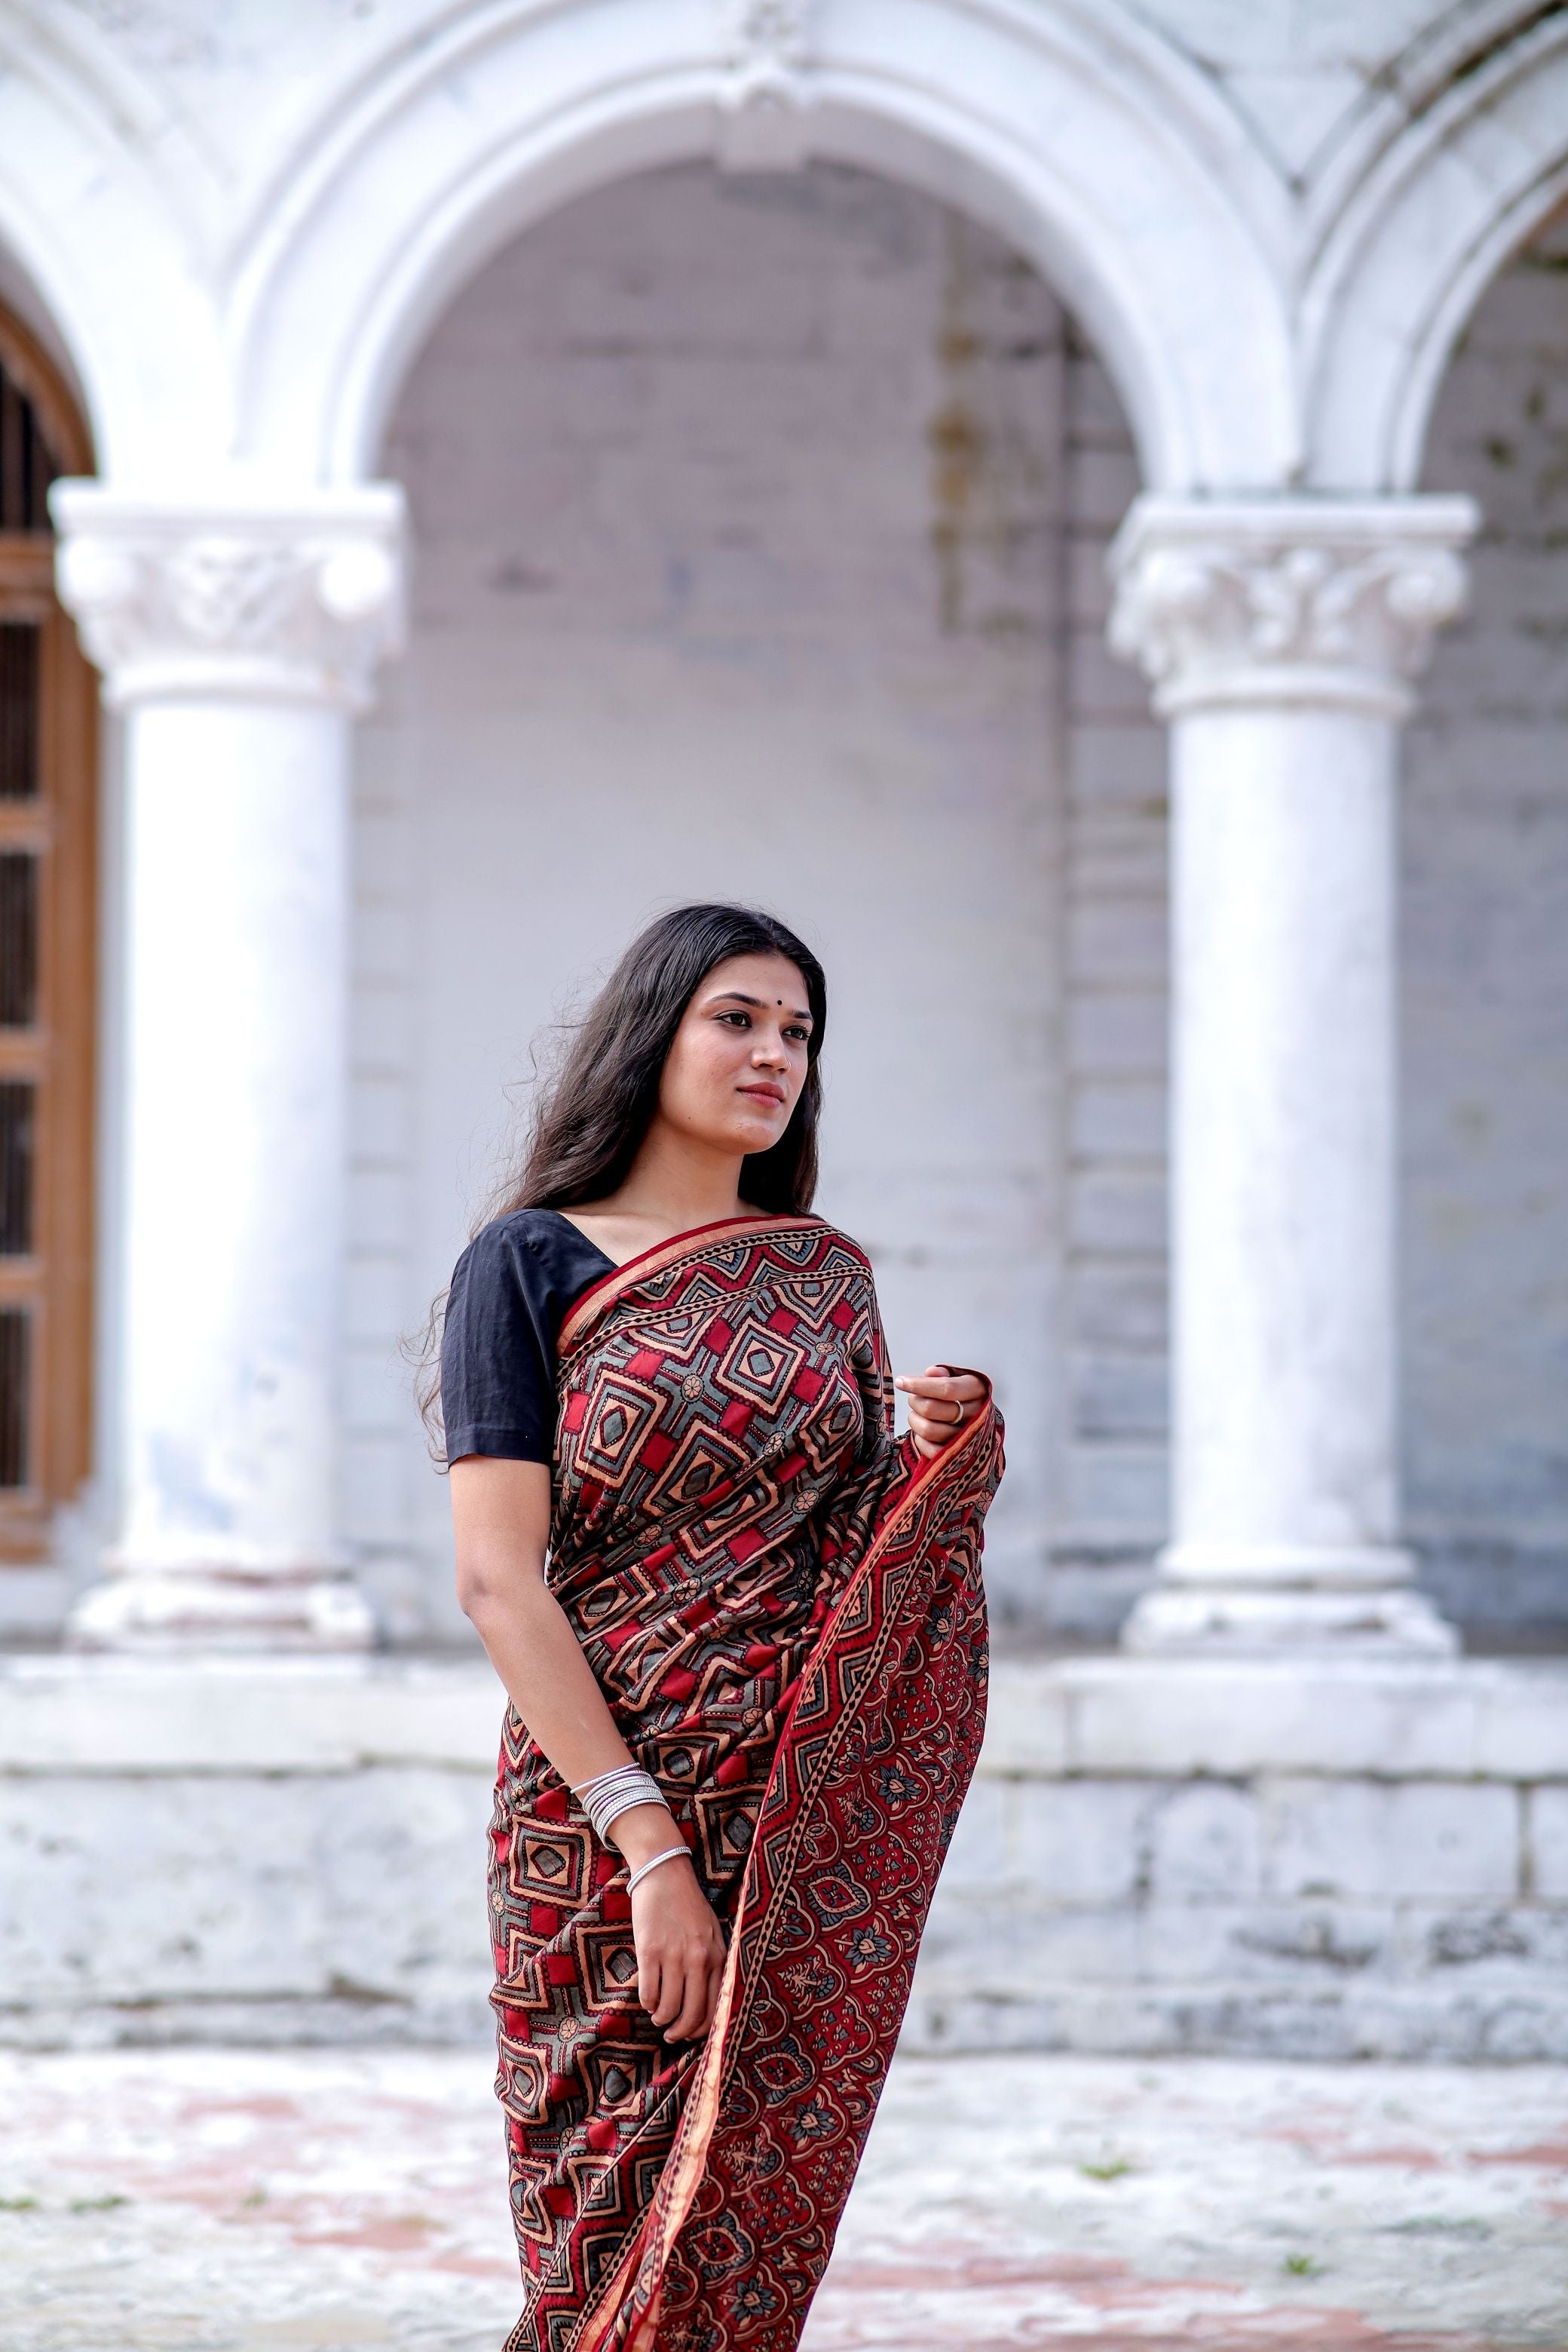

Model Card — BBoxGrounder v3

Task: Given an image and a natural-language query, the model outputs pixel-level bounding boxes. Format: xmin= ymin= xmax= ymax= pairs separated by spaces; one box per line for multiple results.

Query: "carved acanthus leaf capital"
xmin=716 ymin=0 xmax=814 ymax=173
xmin=1108 ymin=495 xmax=1478 ymax=718
xmin=50 ymin=484 xmax=408 ymax=712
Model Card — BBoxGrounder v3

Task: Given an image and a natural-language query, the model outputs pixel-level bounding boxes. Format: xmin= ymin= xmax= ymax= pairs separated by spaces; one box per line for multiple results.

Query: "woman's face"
xmin=657 ymin=951 xmax=815 ymax=1162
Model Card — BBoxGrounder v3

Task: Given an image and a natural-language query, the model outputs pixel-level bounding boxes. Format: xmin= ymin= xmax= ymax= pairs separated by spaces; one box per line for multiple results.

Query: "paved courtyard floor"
xmin=0 ymin=2048 xmax=1563 ymax=2351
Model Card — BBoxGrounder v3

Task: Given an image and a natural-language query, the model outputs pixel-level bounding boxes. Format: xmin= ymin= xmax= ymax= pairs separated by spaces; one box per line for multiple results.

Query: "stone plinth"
xmin=912 ymin=1653 xmax=1568 ymax=2062
xmin=0 ymin=1654 xmax=498 ymax=2047
xmin=2 ymin=1652 xmax=1564 ymax=2058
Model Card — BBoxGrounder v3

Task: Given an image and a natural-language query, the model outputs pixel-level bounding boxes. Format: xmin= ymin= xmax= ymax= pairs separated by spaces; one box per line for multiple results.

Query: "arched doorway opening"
xmin=0 ymin=302 xmax=96 ymax=1557
xmin=349 ymin=159 xmax=1167 ymax=1642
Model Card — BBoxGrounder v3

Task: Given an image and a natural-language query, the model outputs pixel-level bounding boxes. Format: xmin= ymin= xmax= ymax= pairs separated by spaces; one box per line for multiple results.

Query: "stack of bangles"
xmin=571 ymin=1764 xmax=692 ymax=1894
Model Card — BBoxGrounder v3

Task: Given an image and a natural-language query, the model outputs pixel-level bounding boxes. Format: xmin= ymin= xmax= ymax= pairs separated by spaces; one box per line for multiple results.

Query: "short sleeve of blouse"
xmin=439 ymin=1211 xmax=614 ymax=1465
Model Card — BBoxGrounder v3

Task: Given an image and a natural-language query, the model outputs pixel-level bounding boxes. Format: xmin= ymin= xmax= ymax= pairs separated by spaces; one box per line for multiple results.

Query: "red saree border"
xmin=573 ymin=1383 xmax=995 ymax=2352
xmin=558 ymin=1215 xmax=831 ymax=1359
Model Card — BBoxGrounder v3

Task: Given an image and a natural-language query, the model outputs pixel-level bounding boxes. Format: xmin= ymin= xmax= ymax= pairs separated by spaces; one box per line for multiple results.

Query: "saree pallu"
xmin=488 ymin=1214 xmax=1003 ymax=2352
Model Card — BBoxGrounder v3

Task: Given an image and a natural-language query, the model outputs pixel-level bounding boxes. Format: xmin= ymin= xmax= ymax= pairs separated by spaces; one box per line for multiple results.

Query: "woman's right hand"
xmin=630 ymin=1854 xmax=727 ymax=2041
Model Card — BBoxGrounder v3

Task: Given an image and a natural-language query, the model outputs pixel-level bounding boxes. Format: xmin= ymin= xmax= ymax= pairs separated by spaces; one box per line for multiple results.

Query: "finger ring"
xmin=946 ymin=1397 xmax=966 ymax=1426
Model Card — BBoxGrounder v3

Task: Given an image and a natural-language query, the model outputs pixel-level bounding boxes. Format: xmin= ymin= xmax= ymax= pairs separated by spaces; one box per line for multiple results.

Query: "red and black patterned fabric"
xmin=488 ymin=1214 xmax=1003 ymax=2352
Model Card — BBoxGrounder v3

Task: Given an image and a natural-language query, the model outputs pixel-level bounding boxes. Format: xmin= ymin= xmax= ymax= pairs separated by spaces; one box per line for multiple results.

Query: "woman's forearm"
xmin=467 ymin=1576 xmax=682 ymax=1869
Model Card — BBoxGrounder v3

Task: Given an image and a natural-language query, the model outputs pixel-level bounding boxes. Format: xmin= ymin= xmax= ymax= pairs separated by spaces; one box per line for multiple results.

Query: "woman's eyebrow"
xmin=707 ymin=990 xmax=813 ymax=1021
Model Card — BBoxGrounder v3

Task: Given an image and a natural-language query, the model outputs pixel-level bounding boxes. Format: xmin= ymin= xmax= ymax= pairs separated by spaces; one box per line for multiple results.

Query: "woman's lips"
xmin=738 ymin=1085 xmax=786 ymax=1107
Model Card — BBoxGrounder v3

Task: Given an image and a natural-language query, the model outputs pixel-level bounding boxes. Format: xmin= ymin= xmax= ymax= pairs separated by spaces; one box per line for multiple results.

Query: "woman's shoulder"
xmin=476 ymin=1204 xmax=581 ymax=1251
xmin=454 ymin=1207 xmax=614 ymax=1285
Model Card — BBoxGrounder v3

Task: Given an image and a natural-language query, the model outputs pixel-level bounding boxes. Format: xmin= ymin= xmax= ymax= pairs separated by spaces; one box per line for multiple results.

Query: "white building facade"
xmin=0 ymin=0 xmax=1566 ymax=2057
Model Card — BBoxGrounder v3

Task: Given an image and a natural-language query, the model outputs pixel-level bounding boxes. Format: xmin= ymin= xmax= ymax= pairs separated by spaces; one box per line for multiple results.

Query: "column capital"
xmin=49 ymin=482 xmax=407 ymax=713
xmin=1108 ymin=494 xmax=1478 ymax=719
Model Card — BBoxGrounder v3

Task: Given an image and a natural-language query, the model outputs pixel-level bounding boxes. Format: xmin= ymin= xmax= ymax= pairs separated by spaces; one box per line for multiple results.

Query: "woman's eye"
xmin=718 ymin=1010 xmax=750 ymax=1027
xmin=785 ymin=1027 xmax=810 ymax=1044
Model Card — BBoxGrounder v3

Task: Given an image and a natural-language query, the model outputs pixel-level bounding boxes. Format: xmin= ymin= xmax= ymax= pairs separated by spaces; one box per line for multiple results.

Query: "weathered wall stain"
xmin=926 ymin=213 xmax=1057 ymax=644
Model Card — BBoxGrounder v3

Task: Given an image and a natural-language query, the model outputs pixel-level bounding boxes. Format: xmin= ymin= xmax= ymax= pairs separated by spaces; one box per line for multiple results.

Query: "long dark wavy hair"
xmin=413 ymin=903 xmax=827 ymax=1449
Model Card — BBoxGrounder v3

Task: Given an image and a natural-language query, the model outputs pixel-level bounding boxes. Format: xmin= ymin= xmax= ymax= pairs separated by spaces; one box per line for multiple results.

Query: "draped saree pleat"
xmin=487 ymin=1216 xmax=1004 ymax=2352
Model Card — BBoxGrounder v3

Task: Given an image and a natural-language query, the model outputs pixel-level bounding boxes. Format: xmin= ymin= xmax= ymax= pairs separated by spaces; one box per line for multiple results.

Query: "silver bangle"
xmin=626 ymin=1842 xmax=693 ymax=1895
xmin=571 ymin=1764 xmax=669 ymax=1845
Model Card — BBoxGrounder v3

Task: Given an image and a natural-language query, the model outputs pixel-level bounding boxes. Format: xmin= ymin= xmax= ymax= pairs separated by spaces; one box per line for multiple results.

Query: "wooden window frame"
xmin=0 ymin=307 xmax=95 ymax=1558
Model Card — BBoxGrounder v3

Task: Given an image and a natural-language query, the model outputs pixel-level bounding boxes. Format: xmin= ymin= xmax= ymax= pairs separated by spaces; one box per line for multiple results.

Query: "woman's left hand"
xmin=894 ymin=1364 xmax=987 ymax=1459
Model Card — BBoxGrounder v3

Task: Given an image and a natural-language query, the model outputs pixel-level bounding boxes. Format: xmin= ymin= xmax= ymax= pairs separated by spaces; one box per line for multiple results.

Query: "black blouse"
xmin=440 ymin=1209 xmax=615 ymax=1465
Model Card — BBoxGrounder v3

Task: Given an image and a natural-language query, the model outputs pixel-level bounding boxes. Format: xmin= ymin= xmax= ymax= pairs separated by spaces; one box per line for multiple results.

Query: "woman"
xmin=439 ymin=903 xmax=1003 ymax=2352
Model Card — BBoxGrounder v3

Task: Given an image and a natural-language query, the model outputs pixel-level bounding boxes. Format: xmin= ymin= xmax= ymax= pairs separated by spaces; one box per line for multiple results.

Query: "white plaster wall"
xmin=1054 ymin=329 xmax=1168 ymax=1625
xmin=351 ymin=164 xmax=1072 ymax=1639
xmin=1405 ymin=208 xmax=1568 ymax=1631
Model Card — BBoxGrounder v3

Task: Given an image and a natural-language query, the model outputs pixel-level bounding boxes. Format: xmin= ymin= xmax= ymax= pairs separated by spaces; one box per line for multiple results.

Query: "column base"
xmin=1122 ymin=1557 xmax=1459 ymax=1658
xmin=66 ymin=1566 xmax=378 ymax=1654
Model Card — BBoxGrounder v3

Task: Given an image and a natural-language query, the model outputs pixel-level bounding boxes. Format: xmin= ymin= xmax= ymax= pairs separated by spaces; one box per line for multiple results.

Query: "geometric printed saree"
xmin=488 ymin=1214 xmax=1003 ymax=2352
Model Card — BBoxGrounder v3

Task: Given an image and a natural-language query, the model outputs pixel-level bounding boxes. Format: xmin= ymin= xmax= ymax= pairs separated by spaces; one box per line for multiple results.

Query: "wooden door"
xmin=0 ymin=310 xmax=95 ymax=1556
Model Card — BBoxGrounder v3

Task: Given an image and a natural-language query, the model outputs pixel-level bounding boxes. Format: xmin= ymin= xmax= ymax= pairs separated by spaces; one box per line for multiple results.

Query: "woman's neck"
xmin=562 ymin=1125 xmax=754 ymax=1261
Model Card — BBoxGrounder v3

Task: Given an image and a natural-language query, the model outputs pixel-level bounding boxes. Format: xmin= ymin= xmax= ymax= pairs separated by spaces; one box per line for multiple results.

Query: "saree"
xmin=487 ymin=1214 xmax=1003 ymax=2352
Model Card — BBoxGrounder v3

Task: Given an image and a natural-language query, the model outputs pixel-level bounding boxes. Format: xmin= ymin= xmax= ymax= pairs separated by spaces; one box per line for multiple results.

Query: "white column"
xmin=51 ymin=486 xmax=406 ymax=1649
xmin=1107 ymin=495 xmax=1475 ymax=1655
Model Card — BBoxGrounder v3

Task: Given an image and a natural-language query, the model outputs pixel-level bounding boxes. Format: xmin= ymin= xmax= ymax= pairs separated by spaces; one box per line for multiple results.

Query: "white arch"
xmin=1306 ymin=8 xmax=1568 ymax=491
xmin=225 ymin=0 xmax=1298 ymax=495
xmin=0 ymin=5 xmax=230 ymax=477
